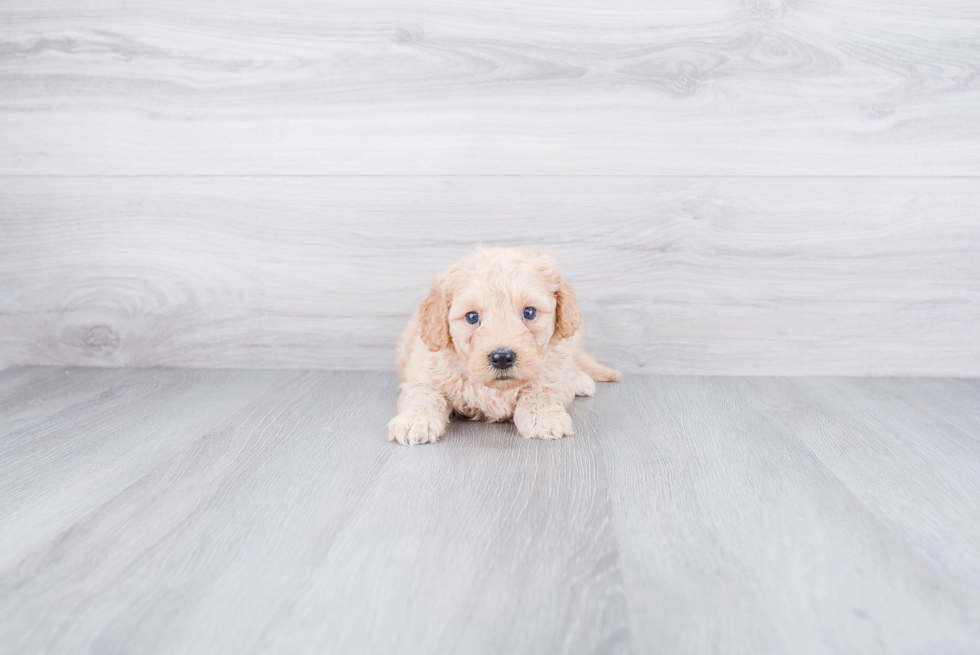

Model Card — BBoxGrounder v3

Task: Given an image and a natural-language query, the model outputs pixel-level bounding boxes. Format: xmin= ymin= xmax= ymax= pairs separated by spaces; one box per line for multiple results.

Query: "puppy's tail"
xmin=576 ymin=351 xmax=622 ymax=382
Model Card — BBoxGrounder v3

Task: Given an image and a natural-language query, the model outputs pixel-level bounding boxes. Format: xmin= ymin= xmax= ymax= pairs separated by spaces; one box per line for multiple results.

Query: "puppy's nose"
xmin=489 ymin=349 xmax=516 ymax=370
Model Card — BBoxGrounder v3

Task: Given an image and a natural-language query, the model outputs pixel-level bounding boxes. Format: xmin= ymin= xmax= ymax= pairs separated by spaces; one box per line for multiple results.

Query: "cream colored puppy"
xmin=389 ymin=248 xmax=621 ymax=445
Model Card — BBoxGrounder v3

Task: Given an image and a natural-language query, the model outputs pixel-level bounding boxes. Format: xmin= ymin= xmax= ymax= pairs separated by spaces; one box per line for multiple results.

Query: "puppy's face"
xmin=417 ymin=249 xmax=582 ymax=389
xmin=447 ymin=274 xmax=554 ymax=390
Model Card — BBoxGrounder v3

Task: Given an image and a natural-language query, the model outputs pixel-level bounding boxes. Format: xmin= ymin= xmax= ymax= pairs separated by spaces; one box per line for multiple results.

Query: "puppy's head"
xmin=417 ymin=248 xmax=581 ymax=390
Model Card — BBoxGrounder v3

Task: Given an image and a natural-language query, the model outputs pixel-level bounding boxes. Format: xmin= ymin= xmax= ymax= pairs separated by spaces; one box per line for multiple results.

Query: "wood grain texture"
xmin=2 ymin=367 xmax=979 ymax=653
xmin=0 ymin=368 xmax=629 ymax=655
xmin=2 ymin=176 xmax=978 ymax=375
xmin=1 ymin=1 xmax=979 ymax=174
xmin=597 ymin=375 xmax=980 ymax=654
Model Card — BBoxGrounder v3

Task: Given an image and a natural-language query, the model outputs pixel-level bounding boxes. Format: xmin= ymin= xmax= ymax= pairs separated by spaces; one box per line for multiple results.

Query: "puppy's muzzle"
xmin=489 ymin=349 xmax=517 ymax=371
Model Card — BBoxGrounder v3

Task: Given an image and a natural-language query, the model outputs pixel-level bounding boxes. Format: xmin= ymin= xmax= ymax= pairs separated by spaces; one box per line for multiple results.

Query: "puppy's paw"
xmin=388 ymin=411 xmax=446 ymax=445
xmin=515 ymin=407 xmax=574 ymax=440
xmin=572 ymin=371 xmax=597 ymax=397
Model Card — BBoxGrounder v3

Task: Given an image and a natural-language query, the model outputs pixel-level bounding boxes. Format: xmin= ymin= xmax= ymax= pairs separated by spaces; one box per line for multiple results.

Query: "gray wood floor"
xmin=1 ymin=367 xmax=979 ymax=654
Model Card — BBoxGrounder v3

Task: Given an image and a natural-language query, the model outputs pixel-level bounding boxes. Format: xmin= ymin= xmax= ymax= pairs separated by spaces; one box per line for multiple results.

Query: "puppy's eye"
xmin=465 ymin=311 xmax=480 ymax=325
xmin=523 ymin=307 xmax=537 ymax=321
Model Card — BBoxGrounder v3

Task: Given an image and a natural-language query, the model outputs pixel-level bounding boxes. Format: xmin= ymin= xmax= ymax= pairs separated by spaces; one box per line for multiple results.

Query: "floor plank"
xmin=2 ymin=1 xmax=979 ymax=174
xmin=1 ymin=367 xmax=978 ymax=654
xmin=597 ymin=376 xmax=980 ymax=654
xmin=0 ymin=368 xmax=629 ymax=655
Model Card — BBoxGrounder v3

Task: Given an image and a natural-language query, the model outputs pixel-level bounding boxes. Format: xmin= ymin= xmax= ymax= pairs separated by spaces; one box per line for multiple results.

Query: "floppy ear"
xmin=417 ymin=286 xmax=452 ymax=352
xmin=555 ymin=277 xmax=582 ymax=339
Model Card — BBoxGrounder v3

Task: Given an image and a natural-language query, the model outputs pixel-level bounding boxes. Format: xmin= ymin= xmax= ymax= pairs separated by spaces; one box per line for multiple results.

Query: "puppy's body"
xmin=390 ymin=248 xmax=620 ymax=445
xmin=397 ymin=321 xmax=599 ymax=422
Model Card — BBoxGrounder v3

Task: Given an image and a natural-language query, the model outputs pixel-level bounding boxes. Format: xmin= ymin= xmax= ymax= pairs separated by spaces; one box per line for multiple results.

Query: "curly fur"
xmin=389 ymin=248 xmax=621 ymax=445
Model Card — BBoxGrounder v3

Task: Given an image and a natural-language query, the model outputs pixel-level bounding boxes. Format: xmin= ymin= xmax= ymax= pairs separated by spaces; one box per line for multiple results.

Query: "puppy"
xmin=389 ymin=248 xmax=621 ymax=445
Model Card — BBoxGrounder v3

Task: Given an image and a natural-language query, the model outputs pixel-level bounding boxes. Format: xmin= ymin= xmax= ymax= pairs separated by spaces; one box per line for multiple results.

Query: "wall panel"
xmin=1 ymin=1 xmax=979 ymax=175
xmin=2 ymin=176 xmax=977 ymax=374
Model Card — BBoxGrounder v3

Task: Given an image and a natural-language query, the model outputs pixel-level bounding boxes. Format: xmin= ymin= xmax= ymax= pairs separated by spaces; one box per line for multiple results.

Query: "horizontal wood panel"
xmin=1 ymin=1 xmax=979 ymax=175
xmin=1 ymin=176 xmax=978 ymax=375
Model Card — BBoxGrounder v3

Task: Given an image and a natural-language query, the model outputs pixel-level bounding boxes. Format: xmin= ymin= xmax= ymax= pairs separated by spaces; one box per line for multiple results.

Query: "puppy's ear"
xmin=417 ymin=286 xmax=452 ymax=352
xmin=555 ymin=277 xmax=582 ymax=339
xmin=528 ymin=249 xmax=582 ymax=340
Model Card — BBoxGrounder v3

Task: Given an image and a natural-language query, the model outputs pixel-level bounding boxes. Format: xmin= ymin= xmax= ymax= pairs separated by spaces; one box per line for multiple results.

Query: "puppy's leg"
xmin=571 ymin=369 xmax=597 ymax=397
xmin=388 ymin=384 xmax=451 ymax=445
xmin=514 ymin=384 xmax=575 ymax=440
xmin=575 ymin=351 xmax=622 ymax=382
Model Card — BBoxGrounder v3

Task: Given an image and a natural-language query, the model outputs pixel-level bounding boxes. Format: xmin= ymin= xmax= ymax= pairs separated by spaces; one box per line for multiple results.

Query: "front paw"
xmin=388 ymin=410 xmax=447 ymax=445
xmin=572 ymin=371 xmax=597 ymax=397
xmin=514 ymin=407 xmax=574 ymax=440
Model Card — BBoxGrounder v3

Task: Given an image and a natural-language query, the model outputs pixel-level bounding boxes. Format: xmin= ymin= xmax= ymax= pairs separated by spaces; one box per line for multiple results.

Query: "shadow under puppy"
xmin=390 ymin=247 xmax=620 ymax=445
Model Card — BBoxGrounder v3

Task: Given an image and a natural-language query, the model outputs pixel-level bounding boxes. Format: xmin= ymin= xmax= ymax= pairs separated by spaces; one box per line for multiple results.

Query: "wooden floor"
xmin=1 ymin=367 xmax=978 ymax=654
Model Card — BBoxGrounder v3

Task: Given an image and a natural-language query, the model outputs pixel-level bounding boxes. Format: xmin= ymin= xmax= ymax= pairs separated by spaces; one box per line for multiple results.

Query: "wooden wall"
xmin=2 ymin=1 xmax=978 ymax=374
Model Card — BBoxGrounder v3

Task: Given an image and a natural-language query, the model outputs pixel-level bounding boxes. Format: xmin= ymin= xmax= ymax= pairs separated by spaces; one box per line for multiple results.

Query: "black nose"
xmin=489 ymin=349 xmax=516 ymax=370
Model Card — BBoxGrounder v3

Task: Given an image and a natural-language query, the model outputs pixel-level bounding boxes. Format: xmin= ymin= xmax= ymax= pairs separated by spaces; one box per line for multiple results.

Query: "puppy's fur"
xmin=389 ymin=248 xmax=621 ymax=445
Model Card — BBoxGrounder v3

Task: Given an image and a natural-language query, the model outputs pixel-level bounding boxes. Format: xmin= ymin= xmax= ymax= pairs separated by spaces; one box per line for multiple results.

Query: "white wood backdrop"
xmin=2 ymin=178 xmax=978 ymax=375
xmin=1 ymin=1 xmax=979 ymax=374
xmin=3 ymin=0 xmax=980 ymax=176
